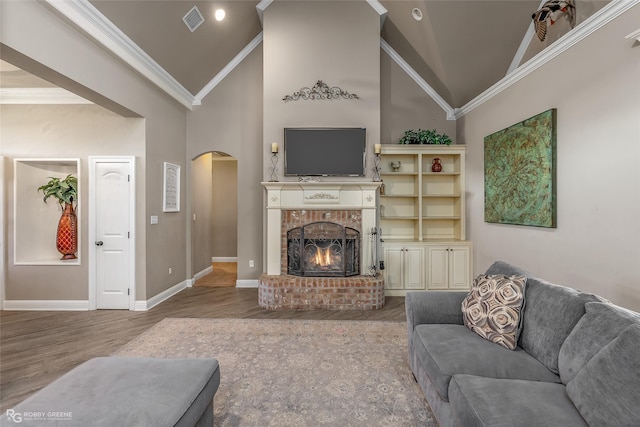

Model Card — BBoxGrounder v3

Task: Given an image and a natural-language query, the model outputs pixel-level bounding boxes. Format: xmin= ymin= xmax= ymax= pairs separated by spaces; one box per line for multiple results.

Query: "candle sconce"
xmin=373 ymin=153 xmax=381 ymax=182
xmin=373 ymin=143 xmax=382 ymax=182
xmin=269 ymin=143 xmax=279 ymax=182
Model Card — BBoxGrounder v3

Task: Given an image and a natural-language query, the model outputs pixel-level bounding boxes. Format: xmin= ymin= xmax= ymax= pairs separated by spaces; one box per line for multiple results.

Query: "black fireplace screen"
xmin=287 ymin=221 xmax=360 ymax=277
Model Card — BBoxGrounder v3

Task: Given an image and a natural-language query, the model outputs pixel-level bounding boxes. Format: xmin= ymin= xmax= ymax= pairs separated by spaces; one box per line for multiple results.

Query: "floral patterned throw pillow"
xmin=461 ymin=274 xmax=527 ymax=350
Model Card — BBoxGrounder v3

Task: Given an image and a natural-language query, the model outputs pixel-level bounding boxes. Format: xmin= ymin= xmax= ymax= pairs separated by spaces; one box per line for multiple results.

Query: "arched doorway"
xmin=191 ymin=151 xmax=238 ymax=287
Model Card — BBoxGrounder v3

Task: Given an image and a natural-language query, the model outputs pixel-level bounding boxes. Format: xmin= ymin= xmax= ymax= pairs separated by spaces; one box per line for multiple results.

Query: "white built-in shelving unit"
xmin=379 ymin=145 xmax=472 ymax=295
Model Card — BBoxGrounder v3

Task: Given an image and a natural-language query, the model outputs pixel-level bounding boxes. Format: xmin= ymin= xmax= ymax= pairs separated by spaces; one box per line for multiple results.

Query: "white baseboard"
xmin=2 ymin=278 xmax=255 ymax=310
xmin=236 ymin=279 xmax=259 ymax=288
xmin=193 ymin=265 xmax=213 ymax=281
xmin=134 ymin=280 xmax=188 ymax=311
xmin=3 ymin=299 xmax=89 ymax=311
xmin=212 ymin=257 xmax=238 ymax=262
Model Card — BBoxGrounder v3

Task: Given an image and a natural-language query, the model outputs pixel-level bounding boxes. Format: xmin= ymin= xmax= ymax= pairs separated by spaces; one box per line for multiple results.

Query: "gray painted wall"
xmin=5 ymin=1 xmax=629 ymax=312
xmin=0 ymin=1 xmax=468 ymax=298
xmin=1 ymin=0 xmax=187 ymax=301
xmin=1 ymin=104 xmax=144 ymax=300
xmin=263 ymin=1 xmax=381 ymax=183
xmin=191 ymin=153 xmax=214 ymax=276
xmin=460 ymin=5 xmax=640 ymax=311
xmin=186 ymin=47 xmax=263 ymax=281
xmin=380 ymin=51 xmax=456 ymax=144
xmin=212 ymin=159 xmax=238 ymax=258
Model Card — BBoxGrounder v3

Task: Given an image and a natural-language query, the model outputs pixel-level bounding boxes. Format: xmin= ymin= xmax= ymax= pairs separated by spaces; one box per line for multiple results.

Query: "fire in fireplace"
xmin=287 ymin=221 xmax=360 ymax=277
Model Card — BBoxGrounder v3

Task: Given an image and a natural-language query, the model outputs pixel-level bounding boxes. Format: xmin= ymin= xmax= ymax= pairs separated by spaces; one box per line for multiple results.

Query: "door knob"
xmin=96 ymin=241 xmax=104 ymax=246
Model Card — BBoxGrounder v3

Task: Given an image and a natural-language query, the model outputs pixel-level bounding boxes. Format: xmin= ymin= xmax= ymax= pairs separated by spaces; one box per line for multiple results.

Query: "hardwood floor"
xmin=194 ymin=262 xmax=237 ymax=287
xmin=0 ymin=287 xmax=406 ymax=412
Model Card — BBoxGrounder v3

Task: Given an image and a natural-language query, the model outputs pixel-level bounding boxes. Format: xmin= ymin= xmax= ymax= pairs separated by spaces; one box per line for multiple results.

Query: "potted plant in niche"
xmin=398 ymin=128 xmax=452 ymax=145
xmin=37 ymin=174 xmax=78 ymax=260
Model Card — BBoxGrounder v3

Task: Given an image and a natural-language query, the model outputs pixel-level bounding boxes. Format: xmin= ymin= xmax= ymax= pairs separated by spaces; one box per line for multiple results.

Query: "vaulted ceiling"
xmin=1 ymin=0 xmax=611 ymax=110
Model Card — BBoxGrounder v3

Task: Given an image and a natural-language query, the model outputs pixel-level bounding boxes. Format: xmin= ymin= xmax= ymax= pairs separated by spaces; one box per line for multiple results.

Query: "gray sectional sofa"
xmin=406 ymin=261 xmax=640 ymax=427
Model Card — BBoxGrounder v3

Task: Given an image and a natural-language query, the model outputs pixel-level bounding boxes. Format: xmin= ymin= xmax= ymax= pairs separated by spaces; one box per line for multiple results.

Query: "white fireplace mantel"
xmin=262 ymin=182 xmax=380 ymax=275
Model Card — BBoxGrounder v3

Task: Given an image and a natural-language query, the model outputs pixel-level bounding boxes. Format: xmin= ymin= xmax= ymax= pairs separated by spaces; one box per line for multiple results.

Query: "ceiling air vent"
xmin=183 ymin=6 xmax=204 ymax=32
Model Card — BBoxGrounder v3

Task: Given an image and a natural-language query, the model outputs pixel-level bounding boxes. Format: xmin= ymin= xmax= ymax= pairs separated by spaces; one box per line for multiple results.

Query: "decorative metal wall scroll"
xmin=282 ymin=80 xmax=359 ymax=102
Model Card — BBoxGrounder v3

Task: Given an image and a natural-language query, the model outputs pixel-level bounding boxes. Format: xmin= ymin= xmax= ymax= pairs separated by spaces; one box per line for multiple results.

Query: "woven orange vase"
xmin=56 ymin=202 xmax=77 ymax=260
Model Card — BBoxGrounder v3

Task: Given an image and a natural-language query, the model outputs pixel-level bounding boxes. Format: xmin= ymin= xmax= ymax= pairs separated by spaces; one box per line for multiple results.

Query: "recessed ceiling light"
xmin=412 ymin=8 xmax=423 ymax=21
xmin=215 ymin=9 xmax=225 ymax=21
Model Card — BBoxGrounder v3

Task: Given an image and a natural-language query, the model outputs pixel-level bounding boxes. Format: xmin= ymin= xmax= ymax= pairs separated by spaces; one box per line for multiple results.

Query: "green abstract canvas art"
xmin=484 ymin=109 xmax=557 ymax=228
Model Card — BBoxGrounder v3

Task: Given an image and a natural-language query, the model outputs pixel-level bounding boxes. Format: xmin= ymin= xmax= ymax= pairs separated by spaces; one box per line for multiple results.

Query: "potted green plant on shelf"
xmin=398 ymin=128 xmax=452 ymax=145
xmin=37 ymin=174 xmax=78 ymax=260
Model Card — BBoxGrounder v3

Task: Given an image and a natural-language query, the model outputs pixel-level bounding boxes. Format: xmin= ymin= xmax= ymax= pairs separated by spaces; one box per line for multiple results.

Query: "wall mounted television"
xmin=284 ymin=127 xmax=366 ymax=177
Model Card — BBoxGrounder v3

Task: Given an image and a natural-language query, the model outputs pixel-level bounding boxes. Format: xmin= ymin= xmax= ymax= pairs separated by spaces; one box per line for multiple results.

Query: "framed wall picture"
xmin=484 ymin=109 xmax=557 ymax=228
xmin=163 ymin=162 xmax=180 ymax=212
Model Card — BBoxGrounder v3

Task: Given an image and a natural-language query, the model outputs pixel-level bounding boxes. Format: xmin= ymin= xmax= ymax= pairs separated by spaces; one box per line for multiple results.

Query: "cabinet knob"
xmin=95 ymin=241 xmax=104 ymax=246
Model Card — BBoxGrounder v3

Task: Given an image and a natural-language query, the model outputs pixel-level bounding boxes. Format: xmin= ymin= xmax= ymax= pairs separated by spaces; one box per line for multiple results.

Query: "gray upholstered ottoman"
xmin=1 ymin=357 xmax=220 ymax=426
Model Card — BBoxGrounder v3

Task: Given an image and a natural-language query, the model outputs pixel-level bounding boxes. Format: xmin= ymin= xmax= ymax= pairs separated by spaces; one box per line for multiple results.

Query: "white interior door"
xmin=90 ymin=157 xmax=135 ymax=309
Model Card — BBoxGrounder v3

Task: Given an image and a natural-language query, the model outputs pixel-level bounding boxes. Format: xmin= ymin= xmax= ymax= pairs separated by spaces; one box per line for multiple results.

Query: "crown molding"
xmin=507 ymin=0 xmax=547 ymax=75
xmin=380 ymin=39 xmax=457 ymax=120
xmin=367 ymin=0 xmax=388 ymax=30
xmin=256 ymin=0 xmax=387 ymax=29
xmin=194 ymin=32 xmax=264 ymax=105
xmin=45 ymin=0 xmax=196 ymax=110
xmin=0 ymin=88 xmax=93 ymax=104
xmin=457 ymin=0 xmax=640 ymax=119
xmin=45 ymin=0 xmax=637 ymax=118
xmin=625 ymin=28 xmax=640 ymax=42
xmin=256 ymin=0 xmax=273 ymax=26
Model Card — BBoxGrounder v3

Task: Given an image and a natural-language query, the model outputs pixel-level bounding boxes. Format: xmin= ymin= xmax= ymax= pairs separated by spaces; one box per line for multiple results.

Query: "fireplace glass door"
xmin=287 ymin=221 xmax=359 ymax=277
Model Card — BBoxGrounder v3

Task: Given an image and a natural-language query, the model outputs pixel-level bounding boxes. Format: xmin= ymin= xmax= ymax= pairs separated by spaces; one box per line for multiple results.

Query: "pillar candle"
xmin=271 ymin=142 xmax=278 ymax=153
xmin=374 ymin=144 xmax=381 ymax=154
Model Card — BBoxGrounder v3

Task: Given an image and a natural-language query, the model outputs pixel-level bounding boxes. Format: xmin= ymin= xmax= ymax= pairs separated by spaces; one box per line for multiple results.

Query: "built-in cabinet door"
xmin=383 ymin=243 xmax=470 ymax=293
xmin=383 ymin=247 xmax=404 ymax=290
xmin=427 ymin=244 xmax=471 ymax=290
xmin=383 ymin=245 xmax=425 ymax=290
xmin=404 ymin=247 xmax=425 ymax=289
xmin=449 ymin=246 xmax=471 ymax=290
xmin=427 ymin=246 xmax=449 ymax=290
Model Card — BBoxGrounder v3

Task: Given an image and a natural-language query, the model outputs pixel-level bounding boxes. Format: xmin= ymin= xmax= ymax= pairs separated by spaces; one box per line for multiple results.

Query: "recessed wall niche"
xmin=14 ymin=158 xmax=81 ymax=265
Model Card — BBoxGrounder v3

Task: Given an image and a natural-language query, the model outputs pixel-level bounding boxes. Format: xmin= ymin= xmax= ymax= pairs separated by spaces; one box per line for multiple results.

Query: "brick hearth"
xmin=258 ymin=274 xmax=385 ymax=310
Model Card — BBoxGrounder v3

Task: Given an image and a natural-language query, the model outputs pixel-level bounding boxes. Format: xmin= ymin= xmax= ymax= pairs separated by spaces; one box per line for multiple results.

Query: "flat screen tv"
xmin=284 ymin=127 xmax=366 ymax=177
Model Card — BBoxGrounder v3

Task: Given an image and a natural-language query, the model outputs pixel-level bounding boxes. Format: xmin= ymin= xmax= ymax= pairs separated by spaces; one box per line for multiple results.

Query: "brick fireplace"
xmin=260 ymin=182 xmax=383 ymax=310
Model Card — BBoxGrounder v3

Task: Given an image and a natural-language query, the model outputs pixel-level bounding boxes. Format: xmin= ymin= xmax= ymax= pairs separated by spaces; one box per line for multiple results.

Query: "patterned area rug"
xmin=114 ymin=318 xmax=436 ymax=427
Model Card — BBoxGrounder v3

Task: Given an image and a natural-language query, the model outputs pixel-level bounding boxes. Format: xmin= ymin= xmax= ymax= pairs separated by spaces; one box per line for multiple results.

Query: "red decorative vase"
xmin=432 ymin=158 xmax=442 ymax=173
xmin=57 ymin=202 xmax=78 ymax=260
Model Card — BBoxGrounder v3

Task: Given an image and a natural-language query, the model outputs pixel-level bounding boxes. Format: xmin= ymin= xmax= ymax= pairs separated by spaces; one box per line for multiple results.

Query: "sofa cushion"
xmin=484 ymin=261 xmax=604 ymax=374
xmin=461 ymin=274 xmax=526 ymax=350
xmin=412 ymin=323 xmax=560 ymax=402
xmin=566 ymin=324 xmax=640 ymax=426
xmin=0 ymin=357 xmax=221 ymax=427
xmin=449 ymin=375 xmax=588 ymax=427
xmin=558 ymin=301 xmax=640 ymax=383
